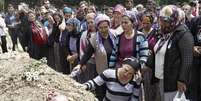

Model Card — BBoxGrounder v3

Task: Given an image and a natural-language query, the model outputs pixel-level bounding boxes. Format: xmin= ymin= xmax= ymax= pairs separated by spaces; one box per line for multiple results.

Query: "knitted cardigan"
xmin=109 ymin=30 xmax=149 ymax=68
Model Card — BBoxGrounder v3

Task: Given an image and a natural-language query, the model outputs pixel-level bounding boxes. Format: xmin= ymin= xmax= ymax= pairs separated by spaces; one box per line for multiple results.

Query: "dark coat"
xmin=147 ymin=24 xmax=194 ymax=92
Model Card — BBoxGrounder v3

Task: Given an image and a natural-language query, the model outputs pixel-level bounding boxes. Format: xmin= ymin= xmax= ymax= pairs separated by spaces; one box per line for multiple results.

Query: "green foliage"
xmin=158 ymin=0 xmax=191 ymax=5
xmin=4 ymin=0 xmax=192 ymax=9
xmin=0 ymin=0 xmax=5 ymax=11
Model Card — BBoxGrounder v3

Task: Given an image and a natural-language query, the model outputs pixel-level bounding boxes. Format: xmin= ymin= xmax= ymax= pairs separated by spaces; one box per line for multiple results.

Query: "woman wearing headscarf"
xmin=111 ymin=4 xmax=125 ymax=35
xmin=108 ymin=11 xmax=149 ymax=100
xmin=148 ymin=5 xmax=193 ymax=101
xmin=73 ymin=14 xmax=116 ymax=100
xmin=109 ymin=11 xmax=149 ymax=69
xmin=66 ymin=18 xmax=81 ymax=73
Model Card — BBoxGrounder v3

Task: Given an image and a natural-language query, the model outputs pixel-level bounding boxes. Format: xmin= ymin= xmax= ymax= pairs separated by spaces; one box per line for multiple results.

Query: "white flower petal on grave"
xmin=25 ymin=72 xmax=31 ymax=76
xmin=26 ymin=76 xmax=32 ymax=81
xmin=30 ymin=68 xmax=35 ymax=72
xmin=33 ymin=76 xmax=39 ymax=81
xmin=34 ymin=71 xmax=39 ymax=76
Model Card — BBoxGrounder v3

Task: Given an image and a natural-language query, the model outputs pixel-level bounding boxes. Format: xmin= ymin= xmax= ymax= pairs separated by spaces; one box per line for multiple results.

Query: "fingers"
xmin=80 ymin=65 xmax=87 ymax=72
xmin=70 ymin=66 xmax=81 ymax=78
xmin=67 ymin=54 xmax=78 ymax=63
xmin=141 ymin=68 xmax=148 ymax=76
xmin=177 ymin=81 xmax=187 ymax=92
xmin=81 ymin=84 xmax=87 ymax=90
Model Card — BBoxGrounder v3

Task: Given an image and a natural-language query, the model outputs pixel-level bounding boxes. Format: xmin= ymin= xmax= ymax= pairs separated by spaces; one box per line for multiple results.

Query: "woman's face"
xmin=142 ymin=16 xmax=152 ymax=30
xmin=113 ymin=11 xmax=122 ymax=21
xmin=119 ymin=64 xmax=135 ymax=81
xmin=98 ymin=21 xmax=109 ymax=35
xmin=159 ymin=18 xmax=170 ymax=33
xmin=28 ymin=13 xmax=36 ymax=22
xmin=53 ymin=15 xmax=61 ymax=24
xmin=87 ymin=18 xmax=95 ymax=30
xmin=48 ymin=15 xmax=54 ymax=24
xmin=66 ymin=24 xmax=74 ymax=32
xmin=121 ymin=16 xmax=133 ymax=32
xmin=182 ymin=5 xmax=191 ymax=15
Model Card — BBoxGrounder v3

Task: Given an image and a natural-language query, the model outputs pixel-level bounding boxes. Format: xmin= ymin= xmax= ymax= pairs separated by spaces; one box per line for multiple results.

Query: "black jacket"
xmin=190 ymin=16 xmax=201 ymax=46
xmin=148 ymin=24 xmax=194 ymax=92
xmin=66 ymin=30 xmax=80 ymax=56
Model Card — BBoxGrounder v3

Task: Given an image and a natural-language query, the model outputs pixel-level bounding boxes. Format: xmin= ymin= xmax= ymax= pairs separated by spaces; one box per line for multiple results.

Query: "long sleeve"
xmin=5 ymin=16 xmax=10 ymax=27
xmin=130 ymin=72 xmax=142 ymax=101
xmin=189 ymin=17 xmax=197 ymax=37
xmin=26 ymin=24 xmax=33 ymax=48
xmin=0 ymin=18 xmax=6 ymax=28
xmin=0 ymin=18 xmax=6 ymax=36
xmin=138 ymin=35 xmax=149 ymax=64
xmin=79 ymin=36 xmax=85 ymax=59
xmin=79 ymin=42 xmax=94 ymax=65
xmin=84 ymin=70 xmax=109 ymax=90
xmin=178 ymin=32 xmax=194 ymax=84
xmin=130 ymin=84 xmax=140 ymax=101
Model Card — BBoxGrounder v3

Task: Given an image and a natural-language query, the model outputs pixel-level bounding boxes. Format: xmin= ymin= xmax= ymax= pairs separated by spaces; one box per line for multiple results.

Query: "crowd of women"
xmin=0 ymin=0 xmax=201 ymax=101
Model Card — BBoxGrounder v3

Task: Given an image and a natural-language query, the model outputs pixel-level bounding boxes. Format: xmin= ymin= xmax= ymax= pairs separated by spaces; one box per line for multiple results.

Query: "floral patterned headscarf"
xmin=159 ymin=5 xmax=181 ymax=34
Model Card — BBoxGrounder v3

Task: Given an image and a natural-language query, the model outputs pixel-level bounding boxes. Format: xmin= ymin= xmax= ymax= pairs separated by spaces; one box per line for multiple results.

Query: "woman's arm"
xmin=79 ymin=42 xmax=95 ymax=66
xmin=178 ymin=32 xmax=194 ymax=85
xmin=138 ymin=35 xmax=149 ymax=65
xmin=84 ymin=69 xmax=110 ymax=90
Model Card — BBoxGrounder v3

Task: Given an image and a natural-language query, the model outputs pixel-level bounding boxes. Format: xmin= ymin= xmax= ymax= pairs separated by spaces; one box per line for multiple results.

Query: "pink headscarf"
xmin=113 ymin=4 xmax=125 ymax=15
xmin=95 ymin=14 xmax=111 ymax=27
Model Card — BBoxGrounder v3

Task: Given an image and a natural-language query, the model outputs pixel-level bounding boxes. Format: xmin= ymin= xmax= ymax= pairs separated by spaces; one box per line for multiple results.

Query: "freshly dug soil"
xmin=0 ymin=52 xmax=96 ymax=101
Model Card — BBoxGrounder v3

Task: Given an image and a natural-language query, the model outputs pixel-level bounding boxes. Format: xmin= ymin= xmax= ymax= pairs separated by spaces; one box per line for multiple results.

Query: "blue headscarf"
xmin=63 ymin=7 xmax=72 ymax=14
xmin=66 ymin=18 xmax=80 ymax=37
xmin=66 ymin=18 xmax=81 ymax=34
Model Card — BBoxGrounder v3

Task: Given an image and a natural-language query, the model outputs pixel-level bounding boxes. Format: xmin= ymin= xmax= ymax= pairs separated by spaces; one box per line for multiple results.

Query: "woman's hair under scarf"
xmin=159 ymin=5 xmax=183 ymax=34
